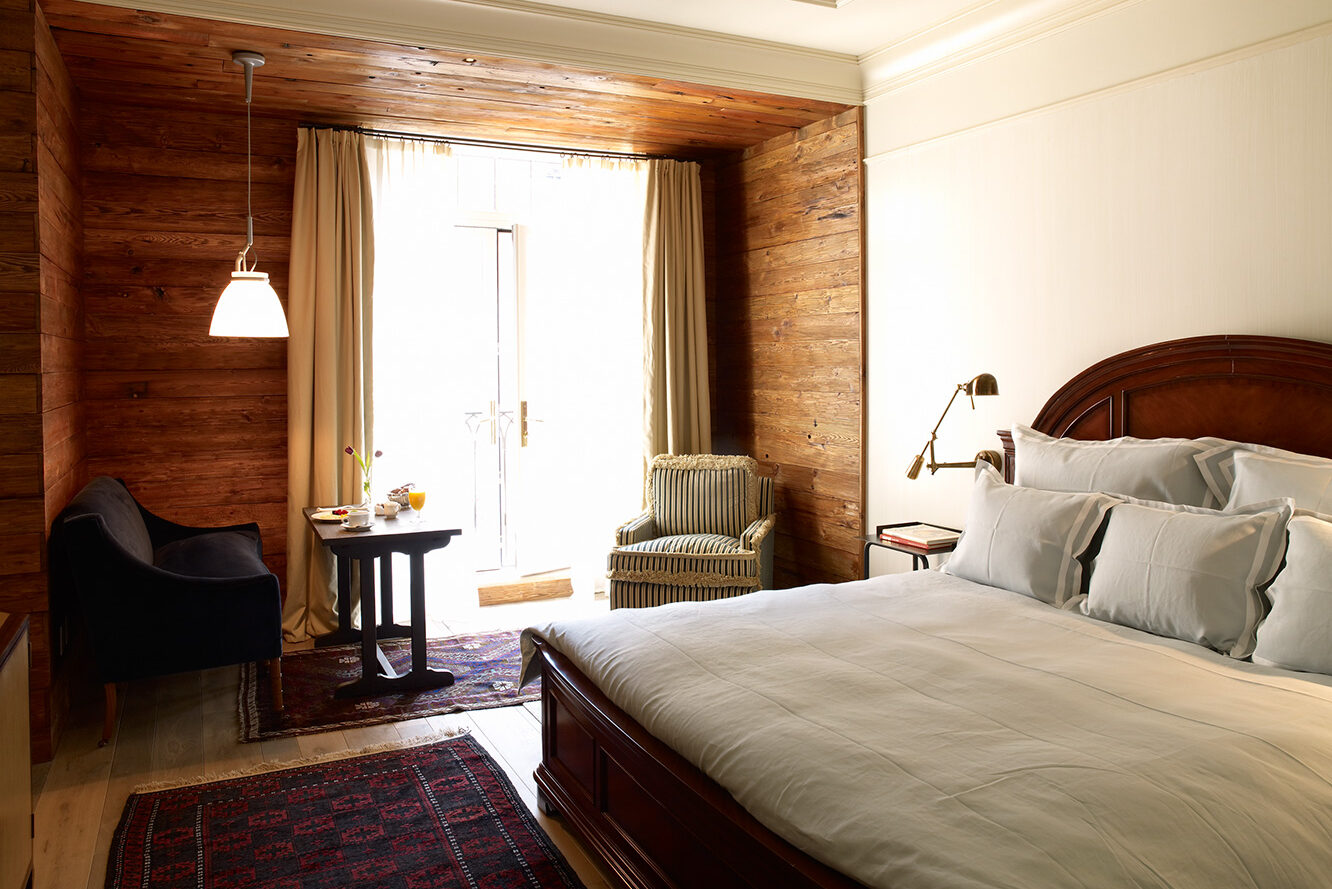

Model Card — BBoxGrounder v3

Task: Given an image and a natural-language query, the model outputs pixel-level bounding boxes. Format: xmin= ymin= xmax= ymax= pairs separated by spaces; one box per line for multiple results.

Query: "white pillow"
xmin=1012 ymin=423 xmax=1215 ymax=506
xmin=1226 ymin=450 xmax=1332 ymax=514
xmin=946 ymin=461 xmax=1119 ymax=606
xmin=1195 ymin=440 xmax=1332 ymax=508
xmin=1252 ymin=515 xmax=1332 ymax=674
xmin=1084 ymin=497 xmax=1293 ymax=658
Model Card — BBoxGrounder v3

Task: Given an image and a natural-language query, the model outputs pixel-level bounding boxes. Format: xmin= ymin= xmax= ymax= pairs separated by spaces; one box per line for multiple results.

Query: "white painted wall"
xmin=862 ymin=4 xmax=1332 ymax=574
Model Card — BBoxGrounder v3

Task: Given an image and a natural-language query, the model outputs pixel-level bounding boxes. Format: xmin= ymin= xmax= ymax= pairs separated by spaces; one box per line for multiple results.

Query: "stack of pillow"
xmin=945 ymin=424 xmax=1332 ymax=673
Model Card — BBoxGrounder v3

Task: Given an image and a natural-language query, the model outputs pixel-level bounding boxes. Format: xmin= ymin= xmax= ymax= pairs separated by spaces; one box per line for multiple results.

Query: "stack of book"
xmin=879 ymin=523 xmax=960 ymax=550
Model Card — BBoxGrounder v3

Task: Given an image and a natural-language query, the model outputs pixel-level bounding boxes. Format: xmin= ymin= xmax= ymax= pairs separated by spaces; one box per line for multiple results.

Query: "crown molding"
xmin=861 ymin=0 xmax=1332 ymax=158
xmin=83 ymin=0 xmax=863 ymax=105
xmin=859 ymin=0 xmax=1135 ymax=101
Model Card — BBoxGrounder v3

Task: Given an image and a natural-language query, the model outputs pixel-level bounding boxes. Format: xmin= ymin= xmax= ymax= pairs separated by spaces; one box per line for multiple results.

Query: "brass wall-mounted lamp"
xmin=906 ymin=373 xmax=1003 ymax=479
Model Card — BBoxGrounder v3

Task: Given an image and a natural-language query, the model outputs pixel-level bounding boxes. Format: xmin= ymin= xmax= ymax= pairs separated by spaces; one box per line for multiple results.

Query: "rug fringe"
xmin=131 ymin=727 xmax=471 ymax=794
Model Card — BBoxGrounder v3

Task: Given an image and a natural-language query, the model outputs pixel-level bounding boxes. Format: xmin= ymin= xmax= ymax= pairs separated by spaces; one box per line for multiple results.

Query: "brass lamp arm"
xmin=905 ymin=375 xmax=1001 ymax=479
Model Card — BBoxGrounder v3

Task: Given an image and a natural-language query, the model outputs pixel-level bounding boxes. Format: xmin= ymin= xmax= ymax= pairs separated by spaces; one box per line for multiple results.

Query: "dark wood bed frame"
xmin=531 ymin=334 xmax=1332 ymax=889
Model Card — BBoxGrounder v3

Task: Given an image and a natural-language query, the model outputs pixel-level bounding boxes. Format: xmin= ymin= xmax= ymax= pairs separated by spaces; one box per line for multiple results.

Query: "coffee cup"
xmin=342 ymin=509 xmax=372 ymax=528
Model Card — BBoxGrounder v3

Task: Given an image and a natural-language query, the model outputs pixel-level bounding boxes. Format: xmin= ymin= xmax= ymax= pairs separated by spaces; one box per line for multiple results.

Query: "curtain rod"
xmin=301 ymin=123 xmax=672 ymax=162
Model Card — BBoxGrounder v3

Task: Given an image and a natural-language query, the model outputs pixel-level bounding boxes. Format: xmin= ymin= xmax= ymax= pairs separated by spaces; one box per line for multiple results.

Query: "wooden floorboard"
xmin=33 ymin=596 xmax=615 ymax=889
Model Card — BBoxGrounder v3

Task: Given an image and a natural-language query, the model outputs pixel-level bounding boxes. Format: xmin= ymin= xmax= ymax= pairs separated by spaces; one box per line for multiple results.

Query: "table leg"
xmin=315 ymin=553 xmax=362 ymax=647
xmin=377 ymin=555 xmax=411 ymax=639
xmin=335 ymin=549 xmax=453 ymax=697
xmin=863 ymin=541 xmax=873 ymax=579
xmin=410 ymin=552 xmax=429 ymax=678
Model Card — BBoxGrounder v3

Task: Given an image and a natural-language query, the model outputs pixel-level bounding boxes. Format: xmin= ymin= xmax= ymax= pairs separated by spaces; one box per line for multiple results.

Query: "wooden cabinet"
xmin=0 ymin=613 xmax=31 ymax=889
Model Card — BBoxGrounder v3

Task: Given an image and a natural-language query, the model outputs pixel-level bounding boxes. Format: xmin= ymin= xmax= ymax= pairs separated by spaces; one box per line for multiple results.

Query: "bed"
xmin=521 ymin=334 xmax=1332 ymax=889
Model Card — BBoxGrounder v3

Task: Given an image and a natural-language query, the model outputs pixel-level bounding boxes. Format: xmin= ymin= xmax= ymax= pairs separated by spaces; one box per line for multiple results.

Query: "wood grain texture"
xmin=77 ymin=92 xmax=292 ymax=607
xmin=30 ymin=1 xmax=84 ymax=762
xmin=41 ymin=0 xmax=850 ymax=160
xmin=712 ymin=108 xmax=865 ymax=587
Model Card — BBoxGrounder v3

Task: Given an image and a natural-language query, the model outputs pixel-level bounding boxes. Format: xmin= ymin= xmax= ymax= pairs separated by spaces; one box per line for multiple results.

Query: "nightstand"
xmin=862 ymin=523 xmax=961 ymax=578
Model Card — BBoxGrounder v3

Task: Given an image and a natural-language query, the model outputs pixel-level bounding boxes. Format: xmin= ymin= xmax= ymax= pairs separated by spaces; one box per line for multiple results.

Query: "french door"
xmin=453 ymin=224 xmax=572 ymax=577
xmin=369 ymin=146 xmax=647 ymax=602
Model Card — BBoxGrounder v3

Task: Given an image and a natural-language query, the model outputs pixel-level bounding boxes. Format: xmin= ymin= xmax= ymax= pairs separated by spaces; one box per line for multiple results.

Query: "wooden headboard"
xmin=999 ymin=334 xmax=1332 ymax=482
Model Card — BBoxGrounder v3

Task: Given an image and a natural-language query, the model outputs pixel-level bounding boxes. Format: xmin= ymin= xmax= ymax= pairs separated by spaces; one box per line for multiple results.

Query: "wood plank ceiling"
xmin=40 ymin=0 xmax=853 ymax=158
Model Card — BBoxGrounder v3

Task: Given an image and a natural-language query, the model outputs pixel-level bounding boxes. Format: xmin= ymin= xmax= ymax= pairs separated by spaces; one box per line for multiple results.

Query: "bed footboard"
xmin=531 ymin=636 xmax=866 ymax=889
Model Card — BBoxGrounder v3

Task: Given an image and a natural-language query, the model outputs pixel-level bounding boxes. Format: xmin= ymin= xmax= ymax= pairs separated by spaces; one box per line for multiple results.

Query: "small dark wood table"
xmin=304 ymin=508 xmax=462 ymax=698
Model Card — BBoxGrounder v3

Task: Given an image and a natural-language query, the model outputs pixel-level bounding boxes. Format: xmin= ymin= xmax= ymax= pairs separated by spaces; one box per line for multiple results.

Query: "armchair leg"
xmin=268 ymin=658 xmax=284 ymax=712
xmin=100 ymin=683 xmax=116 ymax=747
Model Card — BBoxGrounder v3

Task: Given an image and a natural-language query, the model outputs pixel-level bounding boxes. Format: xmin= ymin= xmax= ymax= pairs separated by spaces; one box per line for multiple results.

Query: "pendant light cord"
xmin=246 ymin=82 xmax=253 ymax=254
xmin=232 ymin=50 xmax=265 ymax=271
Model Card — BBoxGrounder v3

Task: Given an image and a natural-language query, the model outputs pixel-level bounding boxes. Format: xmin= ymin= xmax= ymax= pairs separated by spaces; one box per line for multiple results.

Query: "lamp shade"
xmin=966 ymin=373 xmax=999 ymax=397
xmin=209 ymin=270 xmax=289 ymax=337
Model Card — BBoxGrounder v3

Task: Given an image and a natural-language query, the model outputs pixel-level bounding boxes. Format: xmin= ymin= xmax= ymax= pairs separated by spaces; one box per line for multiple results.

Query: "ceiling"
xmin=41 ymin=0 xmax=856 ymax=158
xmin=496 ymin=0 xmax=985 ymax=57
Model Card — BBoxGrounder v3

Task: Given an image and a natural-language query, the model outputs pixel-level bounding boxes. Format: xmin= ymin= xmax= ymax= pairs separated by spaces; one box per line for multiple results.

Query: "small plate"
xmin=310 ymin=510 xmax=345 ymax=522
xmin=340 ymin=521 xmax=374 ymax=532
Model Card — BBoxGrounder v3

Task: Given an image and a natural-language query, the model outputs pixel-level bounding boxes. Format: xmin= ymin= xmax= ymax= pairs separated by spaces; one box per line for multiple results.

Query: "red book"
xmin=880 ymin=524 xmax=960 ymax=549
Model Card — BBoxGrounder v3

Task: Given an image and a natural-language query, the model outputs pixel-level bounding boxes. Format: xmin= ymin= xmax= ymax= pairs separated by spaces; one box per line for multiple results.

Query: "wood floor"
xmin=30 ymin=596 xmax=616 ymax=889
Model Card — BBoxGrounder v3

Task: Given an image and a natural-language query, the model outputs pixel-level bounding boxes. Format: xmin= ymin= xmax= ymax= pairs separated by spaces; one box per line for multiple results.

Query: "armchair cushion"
xmin=609 ymin=533 xmax=759 ymax=587
xmin=652 ymin=454 xmax=758 ymax=538
xmin=155 ymin=530 xmax=266 ymax=579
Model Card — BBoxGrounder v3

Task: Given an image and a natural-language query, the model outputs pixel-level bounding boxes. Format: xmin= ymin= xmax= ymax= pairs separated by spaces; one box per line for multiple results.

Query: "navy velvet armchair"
xmin=52 ymin=477 xmax=283 ymax=745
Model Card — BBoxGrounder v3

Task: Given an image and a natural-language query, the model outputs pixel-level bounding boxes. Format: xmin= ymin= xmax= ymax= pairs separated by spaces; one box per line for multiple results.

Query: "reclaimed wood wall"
xmin=81 ymin=101 xmax=295 ymax=585
xmin=2 ymin=0 xmax=860 ymax=758
xmin=0 ymin=0 xmax=46 ymax=758
xmin=34 ymin=2 xmax=82 ymax=761
xmin=0 ymin=0 xmax=85 ymax=760
xmin=711 ymin=108 xmax=865 ymax=587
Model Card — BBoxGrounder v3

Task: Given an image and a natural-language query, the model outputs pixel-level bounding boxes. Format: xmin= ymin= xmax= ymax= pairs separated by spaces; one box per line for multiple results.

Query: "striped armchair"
xmin=607 ymin=454 xmax=776 ymax=609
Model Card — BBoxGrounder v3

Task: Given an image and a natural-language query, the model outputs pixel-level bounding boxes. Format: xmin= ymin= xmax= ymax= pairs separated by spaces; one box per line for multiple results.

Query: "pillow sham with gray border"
xmin=1082 ymin=496 xmax=1292 ymax=659
xmin=1252 ymin=514 xmax=1332 ymax=674
xmin=1013 ymin=423 xmax=1216 ymax=507
xmin=1194 ymin=439 xmax=1332 ymax=509
xmin=945 ymin=461 xmax=1119 ymax=607
xmin=1225 ymin=449 xmax=1332 ymax=514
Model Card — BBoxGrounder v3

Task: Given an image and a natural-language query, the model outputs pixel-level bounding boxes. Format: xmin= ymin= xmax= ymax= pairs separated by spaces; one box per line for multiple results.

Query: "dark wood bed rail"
xmin=532 ymin=637 xmax=868 ymax=889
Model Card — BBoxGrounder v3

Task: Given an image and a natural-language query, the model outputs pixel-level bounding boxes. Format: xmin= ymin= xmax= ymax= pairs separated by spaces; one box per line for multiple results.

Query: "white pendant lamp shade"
xmin=212 ymin=50 xmax=289 ymax=338
xmin=210 ymin=270 xmax=289 ymax=337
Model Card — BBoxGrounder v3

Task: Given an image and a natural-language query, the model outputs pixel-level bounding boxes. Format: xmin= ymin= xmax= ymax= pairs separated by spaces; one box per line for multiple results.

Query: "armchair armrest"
xmin=615 ymin=510 xmax=657 ymax=546
xmin=740 ymin=512 xmax=776 ymax=551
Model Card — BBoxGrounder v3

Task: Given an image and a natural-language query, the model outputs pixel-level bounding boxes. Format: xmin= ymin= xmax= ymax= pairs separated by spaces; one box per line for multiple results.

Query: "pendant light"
xmin=210 ymin=50 xmax=289 ymax=338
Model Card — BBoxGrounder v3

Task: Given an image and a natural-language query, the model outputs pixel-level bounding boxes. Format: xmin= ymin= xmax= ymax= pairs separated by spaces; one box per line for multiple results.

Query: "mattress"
xmin=521 ymin=570 xmax=1332 ymax=889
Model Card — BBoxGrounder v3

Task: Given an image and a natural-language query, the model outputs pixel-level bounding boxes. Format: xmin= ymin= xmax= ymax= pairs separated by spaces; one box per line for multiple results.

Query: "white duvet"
xmin=521 ymin=571 xmax=1332 ymax=889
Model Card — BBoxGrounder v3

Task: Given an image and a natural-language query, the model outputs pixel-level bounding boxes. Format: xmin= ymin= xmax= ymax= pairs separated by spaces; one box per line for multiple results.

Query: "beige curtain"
xmin=284 ymin=128 xmax=375 ymax=642
xmin=643 ymin=158 xmax=711 ymax=466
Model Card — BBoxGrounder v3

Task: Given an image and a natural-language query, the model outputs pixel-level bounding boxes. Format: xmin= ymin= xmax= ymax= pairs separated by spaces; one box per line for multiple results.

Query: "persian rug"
xmin=107 ymin=734 xmax=585 ymax=889
xmin=240 ymin=630 xmax=540 ymax=741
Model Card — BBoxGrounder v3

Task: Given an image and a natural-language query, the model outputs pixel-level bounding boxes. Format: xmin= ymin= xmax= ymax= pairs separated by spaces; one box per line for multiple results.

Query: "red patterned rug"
xmin=107 ymin=734 xmax=584 ymax=889
xmin=240 ymin=630 xmax=540 ymax=741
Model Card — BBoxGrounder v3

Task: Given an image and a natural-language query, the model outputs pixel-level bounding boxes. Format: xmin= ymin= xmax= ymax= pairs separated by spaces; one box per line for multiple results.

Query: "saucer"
xmin=340 ymin=521 xmax=374 ymax=532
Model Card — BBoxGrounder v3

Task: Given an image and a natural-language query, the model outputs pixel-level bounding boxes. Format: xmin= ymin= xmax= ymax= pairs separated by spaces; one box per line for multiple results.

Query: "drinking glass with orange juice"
xmin=407 ymin=489 xmax=426 ymax=522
